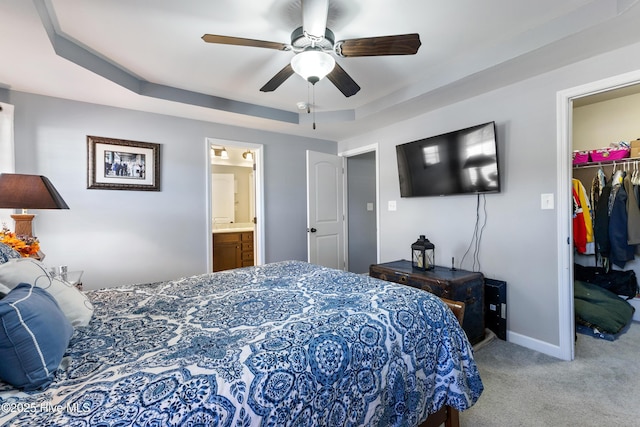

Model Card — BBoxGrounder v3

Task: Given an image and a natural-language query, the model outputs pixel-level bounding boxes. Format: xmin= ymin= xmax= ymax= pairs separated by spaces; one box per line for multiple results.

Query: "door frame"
xmin=339 ymin=143 xmax=380 ymax=269
xmin=206 ymin=138 xmax=264 ymax=271
xmin=557 ymin=69 xmax=640 ymax=361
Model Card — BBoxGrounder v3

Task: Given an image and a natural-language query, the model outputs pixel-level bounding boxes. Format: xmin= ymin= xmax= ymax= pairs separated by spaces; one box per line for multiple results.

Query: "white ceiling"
xmin=2 ymin=0 xmax=640 ymax=141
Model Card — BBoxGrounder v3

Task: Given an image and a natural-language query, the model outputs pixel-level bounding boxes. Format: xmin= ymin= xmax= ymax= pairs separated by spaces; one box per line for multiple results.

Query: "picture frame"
xmin=87 ymin=136 xmax=160 ymax=191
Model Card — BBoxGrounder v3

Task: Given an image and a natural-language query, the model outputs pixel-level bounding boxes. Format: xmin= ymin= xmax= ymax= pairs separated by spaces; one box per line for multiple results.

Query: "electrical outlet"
xmin=388 ymin=200 xmax=397 ymax=211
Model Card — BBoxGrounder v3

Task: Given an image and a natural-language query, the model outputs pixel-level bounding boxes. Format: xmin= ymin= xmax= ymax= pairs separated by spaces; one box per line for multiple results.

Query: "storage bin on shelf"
xmin=572 ymin=150 xmax=590 ymax=165
xmin=589 ymin=146 xmax=630 ymax=162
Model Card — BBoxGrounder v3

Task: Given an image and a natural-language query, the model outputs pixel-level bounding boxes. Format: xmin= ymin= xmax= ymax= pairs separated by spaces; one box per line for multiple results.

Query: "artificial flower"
xmin=0 ymin=225 xmax=41 ymax=257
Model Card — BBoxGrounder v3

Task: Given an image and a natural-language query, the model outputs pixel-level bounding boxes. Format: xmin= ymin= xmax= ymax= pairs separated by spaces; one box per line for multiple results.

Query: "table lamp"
xmin=0 ymin=173 xmax=69 ymax=236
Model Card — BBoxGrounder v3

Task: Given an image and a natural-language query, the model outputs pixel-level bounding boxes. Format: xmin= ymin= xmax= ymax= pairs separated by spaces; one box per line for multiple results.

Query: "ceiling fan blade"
xmin=327 ymin=63 xmax=360 ymax=97
xmin=260 ymin=64 xmax=295 ymax=92
xmin=302 ymin=0 xmax=329 ymax=40
xmin=202 ymin=34 xmax=289 ymax=51
xmin=335 ymin=33 xmax=421 ymax=57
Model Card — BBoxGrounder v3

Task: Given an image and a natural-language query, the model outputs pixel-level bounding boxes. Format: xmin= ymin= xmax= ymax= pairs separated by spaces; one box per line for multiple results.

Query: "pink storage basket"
xmin=572 ymin=150 xmax=590 ymax=165
xmin=590 ymin=147 xmax=630 ymax=162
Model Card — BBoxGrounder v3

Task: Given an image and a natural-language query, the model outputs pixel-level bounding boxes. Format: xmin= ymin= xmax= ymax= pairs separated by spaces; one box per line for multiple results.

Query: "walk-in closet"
xmin=571 ymin=85 xmax=640 ymax=342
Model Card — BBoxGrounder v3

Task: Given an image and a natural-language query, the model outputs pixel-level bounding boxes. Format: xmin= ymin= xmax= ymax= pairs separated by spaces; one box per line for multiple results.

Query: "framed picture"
xmin=87 ymin=136 xmax=160 ymax=191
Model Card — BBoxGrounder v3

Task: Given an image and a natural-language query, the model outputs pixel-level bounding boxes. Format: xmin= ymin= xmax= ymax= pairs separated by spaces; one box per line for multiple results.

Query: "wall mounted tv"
xmin=396 ymin=121 xmax=500 ymax=197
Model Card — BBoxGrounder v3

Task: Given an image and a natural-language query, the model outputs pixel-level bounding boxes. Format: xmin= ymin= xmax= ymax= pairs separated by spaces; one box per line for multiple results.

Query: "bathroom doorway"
xmin=341 ymin=144 xmax=380 ymax=273
xmin=207 ymin=138 xmax=264 ymax=272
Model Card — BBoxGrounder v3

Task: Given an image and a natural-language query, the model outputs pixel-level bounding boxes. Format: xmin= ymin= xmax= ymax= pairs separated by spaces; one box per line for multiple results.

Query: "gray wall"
xmin=347 ymin=151 xmax=377 ymax=274
xmin=4 ymin=91 xmax=335 ymax=289
xmin=338 ymin=40 xmax=640 ymax=353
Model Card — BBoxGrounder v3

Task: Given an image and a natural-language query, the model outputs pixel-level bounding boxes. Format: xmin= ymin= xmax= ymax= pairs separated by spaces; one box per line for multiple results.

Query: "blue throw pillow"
xmin=0 ymin=242 xmax=21 ymax=265
xmin=0 ymin=283 xmax=74 ymax=390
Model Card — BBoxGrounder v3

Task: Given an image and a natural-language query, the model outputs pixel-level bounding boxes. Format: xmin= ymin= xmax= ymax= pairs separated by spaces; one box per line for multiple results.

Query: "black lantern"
xmin=411 ymin=235 xmax=435 ymax=271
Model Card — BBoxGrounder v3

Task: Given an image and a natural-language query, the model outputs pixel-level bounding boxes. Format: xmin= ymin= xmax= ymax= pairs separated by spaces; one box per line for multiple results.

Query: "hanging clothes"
xmin=608 ymin=169 xmax=624 ymax=214
xmin=573 ymin=178 xmax=594 ymax=254
xmin=633 ymin=162 xmax=640 ymax=209
xmin=572 ymin=187 xmax=587 ymax=253
xmin=590 ymin=168 xmax=607 ymax=265
xmin=582 ymin=163 xmax=640 ymax=269
xmin=591 ymin=168 xmax=606 ymax=208
xmin=608 ymin=170 xmax=635 ymax=268
xmin=624 ymin=172 xmax=640 ymax=245
xmin=593 ymin=177 xmax=612 ymax=269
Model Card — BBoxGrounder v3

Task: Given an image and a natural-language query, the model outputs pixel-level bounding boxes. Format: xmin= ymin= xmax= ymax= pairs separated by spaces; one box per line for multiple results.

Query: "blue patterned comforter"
xmin=0 ymin=261 xmax=483 ymax=426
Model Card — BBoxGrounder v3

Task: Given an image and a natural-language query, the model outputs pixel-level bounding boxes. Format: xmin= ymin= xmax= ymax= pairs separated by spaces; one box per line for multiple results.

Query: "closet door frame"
xmin=557 ymin=69 xmax=640 ymax=361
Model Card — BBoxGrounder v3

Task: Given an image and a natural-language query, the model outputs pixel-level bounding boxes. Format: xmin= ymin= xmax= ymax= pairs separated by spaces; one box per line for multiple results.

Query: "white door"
xmin=211 ymin=173 xmax=235 ymax=224
xmin=306 ymin=150 xmax=345 ymax=269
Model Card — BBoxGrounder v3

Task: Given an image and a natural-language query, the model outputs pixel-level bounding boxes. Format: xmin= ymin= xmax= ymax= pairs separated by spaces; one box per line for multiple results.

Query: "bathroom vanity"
xmin=212 ymin=224 xmax=254 ymax=271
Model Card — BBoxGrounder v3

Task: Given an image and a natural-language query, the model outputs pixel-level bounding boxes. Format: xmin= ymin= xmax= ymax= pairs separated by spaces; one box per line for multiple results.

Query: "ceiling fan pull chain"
xmin=313 ymin=83 xmax=316 ymax=130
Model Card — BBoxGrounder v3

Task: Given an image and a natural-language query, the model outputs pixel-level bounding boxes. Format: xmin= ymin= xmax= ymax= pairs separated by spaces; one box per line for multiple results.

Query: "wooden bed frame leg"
xmin=445 ymin=406 xmax=459 ymax=427
xmin=417 ymin=405 xmax=459 ymax=427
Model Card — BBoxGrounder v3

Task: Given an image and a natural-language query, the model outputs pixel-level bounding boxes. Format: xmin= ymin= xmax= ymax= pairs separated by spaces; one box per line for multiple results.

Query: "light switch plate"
xmin=541 ymin=193 xmax=554 ymax=210
xmin=366 ymin=202 xmax=374 ymax=211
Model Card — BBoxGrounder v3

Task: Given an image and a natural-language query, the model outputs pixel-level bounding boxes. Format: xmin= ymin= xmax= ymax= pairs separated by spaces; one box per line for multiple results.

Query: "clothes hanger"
xmin=611 ymin=161 xmax=625 ymax=185
xmin=633 ymin=161 xmax=640 ymax=185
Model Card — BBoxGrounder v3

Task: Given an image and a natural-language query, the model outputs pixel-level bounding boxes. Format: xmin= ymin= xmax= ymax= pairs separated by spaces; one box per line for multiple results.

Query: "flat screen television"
xmin=396 ymin=121 xmax=500 ymax=197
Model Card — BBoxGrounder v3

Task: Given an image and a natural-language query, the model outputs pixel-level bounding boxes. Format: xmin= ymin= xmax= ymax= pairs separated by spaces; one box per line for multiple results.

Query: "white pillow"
xmin=0 ymin=283 xmax=10 ymax=295
xmin=0 ymin=258 xmax=94 ymax=327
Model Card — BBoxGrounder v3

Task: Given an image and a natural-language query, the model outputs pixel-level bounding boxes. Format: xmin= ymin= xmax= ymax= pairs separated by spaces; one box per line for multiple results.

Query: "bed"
xmin=0 ymin=259 xmax=483 ymax=426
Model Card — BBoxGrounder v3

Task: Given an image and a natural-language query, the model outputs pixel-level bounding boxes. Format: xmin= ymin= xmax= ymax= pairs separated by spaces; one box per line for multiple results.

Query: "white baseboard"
xmin=504 ymin=298 xmax=640 ymax=360
xmin=506 ymin=330 xmax=567 ymax=360
xmin=628 ymin=298 xmax=640 ymax=322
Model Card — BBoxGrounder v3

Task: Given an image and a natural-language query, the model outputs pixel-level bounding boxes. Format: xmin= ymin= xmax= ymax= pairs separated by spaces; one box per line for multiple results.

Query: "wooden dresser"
xmin=370 ymin=260 xmax=485 ymax=344
xmin=212 ymin=231 xmax=254 ymax=272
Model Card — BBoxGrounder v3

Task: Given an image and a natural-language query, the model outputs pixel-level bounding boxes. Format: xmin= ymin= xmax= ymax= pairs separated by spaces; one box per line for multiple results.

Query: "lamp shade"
xmin=291 ymin=48 xmax=335 ymax=83
xmin=0 ymin=174 xmax=69 ymax=209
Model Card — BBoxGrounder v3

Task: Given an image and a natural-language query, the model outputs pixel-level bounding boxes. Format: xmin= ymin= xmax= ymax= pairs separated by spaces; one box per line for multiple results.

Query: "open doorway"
xmin=207 ymin=138 xmax=264 ymax=272
xmin=557 ymin=69 xmax=640 ymax=361
xmin=341 ymin=144 xmax=380 ymax=273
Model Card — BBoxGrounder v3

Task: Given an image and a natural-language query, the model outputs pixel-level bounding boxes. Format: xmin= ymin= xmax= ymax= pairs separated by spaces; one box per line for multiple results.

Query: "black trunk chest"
xmin=369 ymin=260 xmax=485 ymax=344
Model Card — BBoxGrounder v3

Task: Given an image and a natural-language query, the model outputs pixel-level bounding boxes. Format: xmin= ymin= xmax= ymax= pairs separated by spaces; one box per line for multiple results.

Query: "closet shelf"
xmin=573 ymin=156 xmax=640 ymax=169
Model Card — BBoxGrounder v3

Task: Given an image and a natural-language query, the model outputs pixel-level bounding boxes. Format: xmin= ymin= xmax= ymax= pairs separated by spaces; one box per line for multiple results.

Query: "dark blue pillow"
xmin=0 ymin=242 xmax=21 ymax=265
xmin=0 ymin=283 xmax=74 ymax=390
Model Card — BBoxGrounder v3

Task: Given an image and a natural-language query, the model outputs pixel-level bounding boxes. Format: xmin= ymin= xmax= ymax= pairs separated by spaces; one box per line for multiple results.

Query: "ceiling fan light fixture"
xmin=291 ymin=48 xmax=335 ymax=83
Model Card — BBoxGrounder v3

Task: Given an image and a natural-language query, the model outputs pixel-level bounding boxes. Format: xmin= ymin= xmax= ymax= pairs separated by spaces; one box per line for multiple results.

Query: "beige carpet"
xmin=460 ymin=322 xmax=640 ymax=426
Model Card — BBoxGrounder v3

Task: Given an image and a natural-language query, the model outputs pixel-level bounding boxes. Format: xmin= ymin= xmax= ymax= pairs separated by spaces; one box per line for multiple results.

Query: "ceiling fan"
xmin=202 ymin=0 xmax=421 ymax=98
